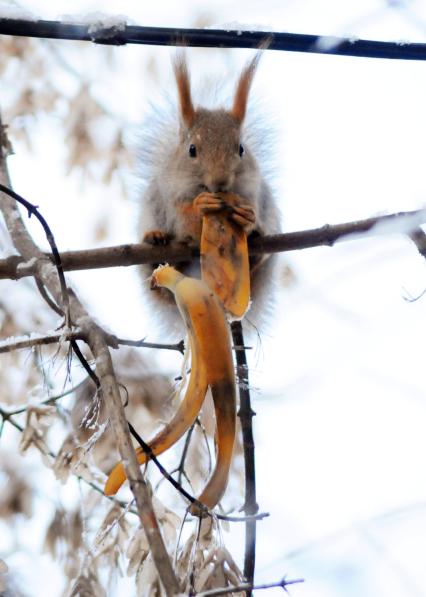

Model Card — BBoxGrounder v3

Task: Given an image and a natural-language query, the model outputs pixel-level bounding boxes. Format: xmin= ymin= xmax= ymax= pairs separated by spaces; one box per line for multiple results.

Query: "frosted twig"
xmin=0 ymin=329 xmax=184 ymax=354
xmin=0 ymin=330 xmax=83 ymax=353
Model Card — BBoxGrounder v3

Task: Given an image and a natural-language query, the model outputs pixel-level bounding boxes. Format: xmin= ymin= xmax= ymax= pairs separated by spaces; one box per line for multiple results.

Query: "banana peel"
xmin=105 ymin=190 xmax=250 ymax=509
xmin=104 ymin=266 xmax=236 ymax=511
xmin=198 ymin=192 xmax=250 ymax=319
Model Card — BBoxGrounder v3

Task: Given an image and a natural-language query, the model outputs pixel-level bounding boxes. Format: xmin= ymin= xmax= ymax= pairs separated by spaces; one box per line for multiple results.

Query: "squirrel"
xmin=138 ymin=50 xmax=281 ymax=334
xmin=103 ymin=51 xmax=280 ymax=500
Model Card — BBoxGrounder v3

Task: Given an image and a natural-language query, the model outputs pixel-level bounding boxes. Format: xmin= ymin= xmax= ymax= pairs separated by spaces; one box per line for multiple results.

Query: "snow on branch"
xmin=2 ymin=16 xmax=426 ymax=60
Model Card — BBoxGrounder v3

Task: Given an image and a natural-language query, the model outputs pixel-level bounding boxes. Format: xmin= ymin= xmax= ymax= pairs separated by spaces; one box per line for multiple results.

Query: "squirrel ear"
xmin=231 ymin=52 xmax=261 ymax=124
xmin=232 ymin=37 xmax=271 ymax=123
xmin=173 ymin=52 xmax=196 ymax=129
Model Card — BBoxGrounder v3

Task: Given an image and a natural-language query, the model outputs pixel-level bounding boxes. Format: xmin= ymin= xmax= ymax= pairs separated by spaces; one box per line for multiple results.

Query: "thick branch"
xmin=85 ymin=329 xmax=180 ymax=595
xmin=2 ymin=18 xmax=426 ymax=61
xmin=1 ymin=208 xmax=425 ymax=280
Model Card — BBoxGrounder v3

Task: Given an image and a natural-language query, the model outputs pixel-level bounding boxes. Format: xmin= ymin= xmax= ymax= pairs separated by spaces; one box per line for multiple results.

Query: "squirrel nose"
xmin=206 ymin=179 xmax=229 ymax=193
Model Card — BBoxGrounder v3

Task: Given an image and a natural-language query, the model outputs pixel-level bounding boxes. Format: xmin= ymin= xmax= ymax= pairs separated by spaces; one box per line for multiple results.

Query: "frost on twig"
xmin=0 ymin=329 xmax=82 ymax=354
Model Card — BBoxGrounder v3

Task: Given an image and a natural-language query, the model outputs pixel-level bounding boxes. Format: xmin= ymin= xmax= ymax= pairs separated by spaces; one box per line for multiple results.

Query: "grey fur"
xmin=137 ymin=55 xmax=281 ymax=337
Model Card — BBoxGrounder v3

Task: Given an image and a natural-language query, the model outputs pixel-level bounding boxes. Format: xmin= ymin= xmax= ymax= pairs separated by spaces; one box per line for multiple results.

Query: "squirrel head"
xmin=172 ymin=52 xmax=262 ymax=195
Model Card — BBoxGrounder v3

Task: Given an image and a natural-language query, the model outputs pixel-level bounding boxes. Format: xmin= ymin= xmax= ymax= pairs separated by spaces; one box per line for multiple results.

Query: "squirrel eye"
xmin=189 ymin=144 xmax=197 ymax=158
xmin=239 ymin=144 xmax=244 ymax=157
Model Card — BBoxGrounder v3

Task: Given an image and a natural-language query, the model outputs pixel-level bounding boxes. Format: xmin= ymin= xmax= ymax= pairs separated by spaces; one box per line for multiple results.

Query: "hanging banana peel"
xmin=152 ymin=266 xmax=237 ymax=513
xmin=104 ymin=192 xmax=250 ymax=512
xmin=104 ymin=266 xmax=237 ymax=508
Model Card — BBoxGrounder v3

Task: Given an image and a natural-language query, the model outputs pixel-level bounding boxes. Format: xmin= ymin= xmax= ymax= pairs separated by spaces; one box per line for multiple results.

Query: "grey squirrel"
xmin=138 ymin=50 xmax=280 ymax=333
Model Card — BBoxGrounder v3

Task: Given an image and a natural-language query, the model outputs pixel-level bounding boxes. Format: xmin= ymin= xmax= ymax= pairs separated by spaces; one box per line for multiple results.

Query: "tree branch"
xmin=231 ymin=321 xmax=257 ymax=596
xmin=1 ymin=208 xmax=425 ymax=281
xmin=2 ymin=17 xmax=426 ymax=61
xmin=0 ymin=133 xmax=180 ymax=595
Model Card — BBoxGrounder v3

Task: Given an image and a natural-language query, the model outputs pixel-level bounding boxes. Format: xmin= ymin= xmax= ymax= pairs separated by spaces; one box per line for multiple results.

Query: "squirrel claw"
xmin=144 ymin=230 xmax=173 ymax=246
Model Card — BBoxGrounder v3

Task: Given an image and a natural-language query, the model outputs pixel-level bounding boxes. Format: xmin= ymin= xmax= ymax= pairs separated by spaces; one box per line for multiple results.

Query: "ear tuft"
xmin=231 ymin=38 xmax=271 ymax=123
xmin=173 ymin=51 xmax=196 ymax=129
xmin=231 ymin=52 xmax=261 ymax=124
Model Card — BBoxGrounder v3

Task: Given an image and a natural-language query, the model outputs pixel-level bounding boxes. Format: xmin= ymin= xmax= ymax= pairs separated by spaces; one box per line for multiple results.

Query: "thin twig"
xmin=0 ymin=330 xmax=83 ymax=353
xmin=2 ymin=208 xmax=426 ymax=281
xmin=0 ymin=329 xmax=184 ymax=354
xmin=0 ymin=182 xmax=70 ymax=324
xmin=177 ymin=424 xmax=196 ymax=487
xmin=231 ymin=321 xmax=257 ymax=596
xmin=116 ymin=336 xmax=185 ymax=354
xmin=196 ymin=576 xmax=305 ymax=597
xmin=35 ymin=277 xmax=64 ymax=315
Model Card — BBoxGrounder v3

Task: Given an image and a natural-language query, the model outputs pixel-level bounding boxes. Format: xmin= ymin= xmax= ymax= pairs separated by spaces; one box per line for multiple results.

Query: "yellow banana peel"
xmin=104 ymin=266 xmax=236 ymax=510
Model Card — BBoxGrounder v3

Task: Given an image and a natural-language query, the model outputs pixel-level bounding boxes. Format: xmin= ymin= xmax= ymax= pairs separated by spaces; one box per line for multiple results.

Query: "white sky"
xmin=2 ymin=1 xmax=426 ymax=596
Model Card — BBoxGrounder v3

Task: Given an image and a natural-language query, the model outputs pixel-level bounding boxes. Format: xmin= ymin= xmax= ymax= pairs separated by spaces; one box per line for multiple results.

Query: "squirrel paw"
xmin=143 ymin=230 xmax=173 ymax=246
xmin=193 ymin=192 xmax=226 ymax=216
xmin=230 ymin=203 xmax=256 ymax=233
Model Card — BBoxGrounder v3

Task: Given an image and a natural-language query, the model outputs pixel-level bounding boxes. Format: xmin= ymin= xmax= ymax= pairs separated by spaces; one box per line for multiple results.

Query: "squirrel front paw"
xmin=193 ymin=192 xmax=226 ymax=216
xmin=193 ymin=192 xmax=257 ymax=234
xmin=230 ymin=202 xmax=256 ymax=233
xmin=143 ymin=230 xmax=173 ymax=246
